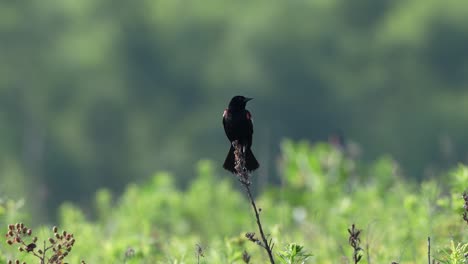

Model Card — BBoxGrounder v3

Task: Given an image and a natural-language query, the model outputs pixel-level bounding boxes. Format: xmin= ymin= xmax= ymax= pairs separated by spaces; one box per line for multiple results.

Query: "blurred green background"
xmin=1 ymin=0 xmax=468 ymax=221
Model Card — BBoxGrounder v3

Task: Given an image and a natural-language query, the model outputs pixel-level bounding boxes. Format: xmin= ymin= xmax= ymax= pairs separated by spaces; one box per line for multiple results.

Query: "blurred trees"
xmin=1 ymin=0 xmax=468 ymax=219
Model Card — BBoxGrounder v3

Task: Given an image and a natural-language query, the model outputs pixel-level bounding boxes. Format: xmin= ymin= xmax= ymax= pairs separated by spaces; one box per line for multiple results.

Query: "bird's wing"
xmin=222 ymin=109 xmax=234 ymax=141
xmin=246 ymin=110 xmax=253 ymax=134
xmin=246 ymin=110 xmax=254 ymax=146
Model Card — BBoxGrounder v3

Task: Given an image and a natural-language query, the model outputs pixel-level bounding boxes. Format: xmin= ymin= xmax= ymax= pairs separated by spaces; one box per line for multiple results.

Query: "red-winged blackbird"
xmin=222 ymin=95 xmax=259 ymax=173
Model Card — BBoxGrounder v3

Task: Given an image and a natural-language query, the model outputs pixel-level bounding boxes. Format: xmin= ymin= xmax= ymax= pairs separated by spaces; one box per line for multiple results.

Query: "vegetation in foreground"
xmin=0 ymin=140 xmax=467 ymax=263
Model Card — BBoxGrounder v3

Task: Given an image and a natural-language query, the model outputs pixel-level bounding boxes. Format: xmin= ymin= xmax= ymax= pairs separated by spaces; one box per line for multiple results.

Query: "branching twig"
xmin=5 ymin=223 xmax=83 ymax=264
xmin=233 ymin=141 xmax=275 ymax=264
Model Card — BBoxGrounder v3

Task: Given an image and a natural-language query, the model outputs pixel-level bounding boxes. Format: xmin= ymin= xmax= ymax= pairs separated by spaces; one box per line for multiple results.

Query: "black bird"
xmin=222 ymin=95 xmax=259 ymax=173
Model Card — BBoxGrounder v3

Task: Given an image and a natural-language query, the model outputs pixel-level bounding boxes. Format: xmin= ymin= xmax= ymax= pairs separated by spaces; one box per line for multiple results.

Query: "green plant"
xmin=277 ymin=243 xmax=312 ymax=264
xmin=436 ymin=241 xmax=468 ymax=264
xmin=3 ymin=141 xmax=468 ymax=262
xmin=348 ymin=224 xmax=363 ymax=264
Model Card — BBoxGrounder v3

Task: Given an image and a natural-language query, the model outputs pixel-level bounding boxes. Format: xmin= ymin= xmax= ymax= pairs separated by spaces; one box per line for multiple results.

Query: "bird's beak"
xmin=244 ymin=97 xmax=253 ymax=102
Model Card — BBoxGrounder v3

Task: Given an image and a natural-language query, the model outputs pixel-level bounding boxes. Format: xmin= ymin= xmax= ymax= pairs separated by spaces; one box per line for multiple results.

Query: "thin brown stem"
xmin=365 ymin=242 xmax=370 ymax=264
xmin=41 ymin=240 xmax=46 ymax=264
xmin=243 ymin=183 xmax=275 ymax=263
xmin=232 ymin=141 xmax=275 ymax=264
xmin=427 ymin=237 xmax=431 ymax=264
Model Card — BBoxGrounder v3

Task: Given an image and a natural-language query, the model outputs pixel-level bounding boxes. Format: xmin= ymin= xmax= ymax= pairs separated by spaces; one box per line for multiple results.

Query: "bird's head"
xmin=229 ymin=95 xmax=253 ymax=110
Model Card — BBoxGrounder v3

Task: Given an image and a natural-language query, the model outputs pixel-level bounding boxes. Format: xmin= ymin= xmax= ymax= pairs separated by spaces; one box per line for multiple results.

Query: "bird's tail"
xmin=245 ymin=147 xmax=260 ymax=172
xmin=223 ymin=145 xmax=236 ymax=173
xmin=223 ymin=145 xmax=259 ymax=173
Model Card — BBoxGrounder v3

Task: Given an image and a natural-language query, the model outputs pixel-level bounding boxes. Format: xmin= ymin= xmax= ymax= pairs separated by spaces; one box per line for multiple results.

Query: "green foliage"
xmin=436 ymin=240 xmax=468 ymax=264
xmin=1 ymin=141 xmax=468 ymax=263
xmin=450 ymin=166 xmax=468 ymax=194
xmin=277 ymin=243 xmax=313 ymax=264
